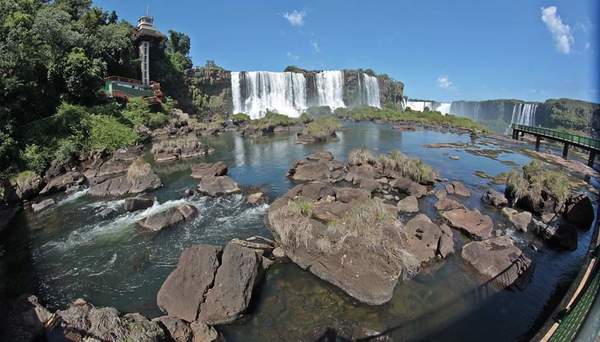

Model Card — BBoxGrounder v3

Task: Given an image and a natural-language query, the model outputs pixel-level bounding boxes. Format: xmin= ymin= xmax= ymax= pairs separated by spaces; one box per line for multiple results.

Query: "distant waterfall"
xmin=433 ymin=102 xmax=451 ymax=115
xmin=405 ymin=100 xmax=433 ymax=112
xmin=359 ymin=73 xmax=381 ymax=108
xmin=231 ymin=71 xmax=307 ymax=119
xmin=315 ymin=70 xmax=346 ymax=110
xmin=510 ymin=103 xmax=537 ymax=126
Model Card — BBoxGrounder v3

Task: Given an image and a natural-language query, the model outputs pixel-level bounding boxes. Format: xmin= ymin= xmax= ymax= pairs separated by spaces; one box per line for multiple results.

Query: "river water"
xmin=0 ymin=122 xmax=595 ymax=341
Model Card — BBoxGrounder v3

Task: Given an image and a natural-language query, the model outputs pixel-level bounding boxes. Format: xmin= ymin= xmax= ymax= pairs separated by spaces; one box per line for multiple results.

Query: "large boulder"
xmin=190 ymin=321 xmax=223 ymax=342
xmin=481 ymin=189 xmax=508 ymax=207
xmin=266 ymin=182 xmax=421 ymax=305
xmin=191 ymin=162 xmax=228 ymax=180
xmin=565 ymin=194 xmax=595 ymax=230
xmin=390 ymin=177 xmax=427 ymax=198
xmin=501 ymin=207 xmax=532 ymax=232
xmin=197 ymin=176 xmax=241 ymax=196
xmin=89 ymin=159 xmax=162 ymax=197
xmin=138 ymin=204 xmax=198 ymax=232
xmin=397 ymin=195 xmax=419 ymax=213
xmin=40 ymin=171 xmax=84 ymax=196
xmin=198 ymin=243 xmax=261 ymax=325
xmin=441 ymin=208 xmax=493 ymax=240
xmin=157 ymin=245 xmax=222 ymax=322
xmin=532 ymin=219 xmax=577 ymax=250
xmin=13 ymin=173 xmax=43 ymax=200
xmin=404 ymin=214 xmax=453 ymax=263
xmin=461 ymin=236 xmax=531 ymax=287
xmin=287 ymin=151 xmax=345 ymax=182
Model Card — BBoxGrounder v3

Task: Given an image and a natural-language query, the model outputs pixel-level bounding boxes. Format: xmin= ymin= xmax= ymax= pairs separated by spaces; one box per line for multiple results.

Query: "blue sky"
xmin=95 ymin=0 xmax=599 ymax=103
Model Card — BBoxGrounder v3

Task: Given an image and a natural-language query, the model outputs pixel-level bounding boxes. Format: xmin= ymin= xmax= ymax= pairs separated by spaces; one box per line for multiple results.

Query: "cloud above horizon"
xmin=283 ymin=10 xmax=306 ymax=27
xmin=541 ymin=6 xmax=574 ymax=54
xmin=437 ymin=75 xmax=452 ymax=89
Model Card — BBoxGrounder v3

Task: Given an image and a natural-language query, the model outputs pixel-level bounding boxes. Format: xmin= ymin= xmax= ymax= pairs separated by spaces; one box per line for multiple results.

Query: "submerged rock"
xmin=137 ymin=204 xmax=198 ymax=232
xmin=247 ymin=191 xmax=266 ymax=204
xmin=441 ymin=208 xmax=493 ymax=240
xmin=461 ymin=236 xmax=531 ymax=286
xmin=501 ymin=207 xmax=532 ymax=232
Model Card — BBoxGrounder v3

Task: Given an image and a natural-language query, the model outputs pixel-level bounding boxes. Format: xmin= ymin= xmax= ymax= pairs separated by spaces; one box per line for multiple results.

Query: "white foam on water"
xmin=57 ymin=188 xmax=89 ymax=206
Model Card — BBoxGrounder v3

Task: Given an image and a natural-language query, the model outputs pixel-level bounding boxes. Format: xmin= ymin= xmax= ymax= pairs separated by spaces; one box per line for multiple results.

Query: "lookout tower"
xmin=136 ymin=15 xmax=165 ymax=86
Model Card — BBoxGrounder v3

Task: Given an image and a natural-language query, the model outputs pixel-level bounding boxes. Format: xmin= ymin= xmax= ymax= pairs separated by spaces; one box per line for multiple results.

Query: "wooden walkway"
xmin=511 ymin=124 xmax=600 ymax=167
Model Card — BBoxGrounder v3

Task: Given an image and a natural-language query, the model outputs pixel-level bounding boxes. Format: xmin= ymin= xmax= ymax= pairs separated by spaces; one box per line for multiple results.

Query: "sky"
xmin=95 ymin=0 xmax=599 ymax=103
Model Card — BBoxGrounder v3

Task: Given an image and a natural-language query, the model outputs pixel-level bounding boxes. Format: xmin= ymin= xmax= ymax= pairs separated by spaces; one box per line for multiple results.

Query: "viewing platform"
xmin=511 ymin=124 xmax=600 ymax=167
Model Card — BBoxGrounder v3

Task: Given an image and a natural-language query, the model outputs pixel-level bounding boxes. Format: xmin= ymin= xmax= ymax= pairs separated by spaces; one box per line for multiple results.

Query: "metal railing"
xmin=513 ymin=124 xmax=600 ymax=150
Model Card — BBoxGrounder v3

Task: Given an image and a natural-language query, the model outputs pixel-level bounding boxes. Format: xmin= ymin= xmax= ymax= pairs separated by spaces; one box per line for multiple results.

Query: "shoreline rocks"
xmin=441 ymin=208 xmax=493 ymax=240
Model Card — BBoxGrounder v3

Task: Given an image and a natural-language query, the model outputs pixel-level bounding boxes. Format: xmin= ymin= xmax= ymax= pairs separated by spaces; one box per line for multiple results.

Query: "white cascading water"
xmin=505 ymin=103 xmax=538 ymax=134
xmin=405 ymin=100 xmax=433 ymax=112
xmin=433 ymin=102 xmax=451 ymax=115
xmin=231 ymin=71 xmax=308 ymax=119
xmin=315 ymin=70 xmax=346 ymax=110
xmin=361 ymin=73 xmax=381 ymax=108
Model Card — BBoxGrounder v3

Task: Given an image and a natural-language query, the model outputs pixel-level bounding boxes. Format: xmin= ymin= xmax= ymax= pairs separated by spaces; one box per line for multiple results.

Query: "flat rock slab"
xmin=198 ymin=243 xmax=260 ymax=325
xmin=138 ymin=204 xmax=198 ymax=232
xmin=157 ymin=245 xmax=222 ymax=322
xmin=462 ymin=236 xmax=531 ymax=286
xmin=397 ymin=195 xmax=419 ymax=213
xmin=191 ymin=162 xmax=228 ymax=180
xmin=335 ymin=187 xmax=371 ymax=204
xmin=441 ymin=208 xmax=493 ymax=240
xmin=197 ymin=176 xmax=240 ymax=197
xmin=435 ymin=198 xmax=464 ymax=212
xmin=391 ymin=178 xmax=427 ymax=198
xmin=445 ymin=181 xmax=470 ymax=197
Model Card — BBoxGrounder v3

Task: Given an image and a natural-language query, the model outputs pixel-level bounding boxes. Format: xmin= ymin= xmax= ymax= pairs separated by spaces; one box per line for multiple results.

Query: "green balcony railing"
xmin=513 ymin=124 xmax=600 ymax=150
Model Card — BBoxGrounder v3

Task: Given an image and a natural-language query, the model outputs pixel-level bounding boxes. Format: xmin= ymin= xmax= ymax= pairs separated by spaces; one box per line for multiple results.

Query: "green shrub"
xmin=506 ymin=161 xmax=570 ymax=207
xmin=10 ymin=170 xmax=37 ymax=187
xmin=21 ymin=144 xmax=48 ymax=174
xmin=232 ymin=113 xmax=251 ymax=125
xmin=147 ymin=112 xmax=168 ymax=129
xmin=379 ymin=150 xmax=436 ymax=184
xmin=303 ymin=116 xmax=340 ymax=138
xmin=86 ymin=115 xmax=139 ymax=151
xmin=288 ymin=197 xmax=315 ymax=217
xmin=54 ymin=137 xmax=80 ymax=164
xmin=299 ymin=112 xmax=312 ymax=124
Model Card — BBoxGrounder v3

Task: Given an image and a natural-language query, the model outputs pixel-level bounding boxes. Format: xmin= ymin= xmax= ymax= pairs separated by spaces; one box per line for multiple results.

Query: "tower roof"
xmin=136 ymin=15 xmax=165 ymax=40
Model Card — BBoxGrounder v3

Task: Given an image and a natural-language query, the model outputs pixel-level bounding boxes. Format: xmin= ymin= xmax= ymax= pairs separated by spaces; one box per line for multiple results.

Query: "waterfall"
xmin=405 ymin=100 xmax=433 ymax=112
xmin=433 ymin=102 xmax=451 ymax=115
xmin=360 ymin=73 xmax=381 ymax=108
xmin=231 ymin=71 xmax=307 ymax=119
xmin=506 ymin=103 xmax=538 ymax=133
xmin=315 ymin=70 xmax=346 ymax=110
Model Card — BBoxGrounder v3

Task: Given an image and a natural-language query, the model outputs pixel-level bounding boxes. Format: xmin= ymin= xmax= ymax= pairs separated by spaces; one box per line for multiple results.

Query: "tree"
xmin=62 ymin=48 xmax=106 ymax=104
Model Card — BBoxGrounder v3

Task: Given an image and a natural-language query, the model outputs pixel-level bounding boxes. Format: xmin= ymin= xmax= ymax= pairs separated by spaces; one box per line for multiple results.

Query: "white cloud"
xmin=311 ymin=41 xmax=320 ymax=53
xmin=541 ymin=6 xmax=574 ymax=54
xmin=283 ymin=10 xmax=306 ymax=27
xmin=286 ymin=52 xmax=299 ymax=61
xmin=585 ymin=42 xmax=591 ymax=50
xmin=437 ymin=75 xmax=452 ymax=89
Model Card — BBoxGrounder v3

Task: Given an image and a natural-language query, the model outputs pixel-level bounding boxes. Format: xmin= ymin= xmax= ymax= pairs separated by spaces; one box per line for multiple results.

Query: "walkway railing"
xmin=513 ymin=124 xmax=600 ymax=151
